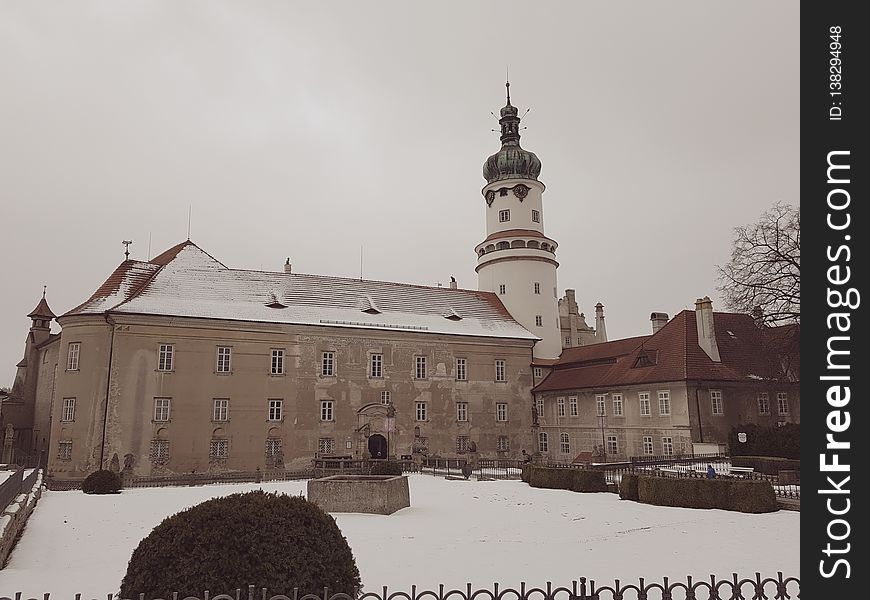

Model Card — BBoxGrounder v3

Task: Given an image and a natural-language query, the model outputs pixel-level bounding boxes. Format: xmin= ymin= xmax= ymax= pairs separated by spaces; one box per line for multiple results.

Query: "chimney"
xmin=449 ymin=276 xmax=457 ymax=290
xmin=751 ymin=305 xmax=765 ymax=328
xmin=594 ymin=302 xmax=608 ymax=342
xmin=284 ymin=258 xmax=292 ymax=274
xmin=650 ymin=312 xmax=669 ymax=334
xmin=695 ymin=296 xmax=721 ymax=362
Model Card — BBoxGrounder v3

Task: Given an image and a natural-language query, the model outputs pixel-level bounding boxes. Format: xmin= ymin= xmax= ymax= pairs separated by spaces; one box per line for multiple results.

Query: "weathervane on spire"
xmin=122 ymin=240 xmax=132 ymax=260
xmin=43 ymin=285 xmax=47 ymax=299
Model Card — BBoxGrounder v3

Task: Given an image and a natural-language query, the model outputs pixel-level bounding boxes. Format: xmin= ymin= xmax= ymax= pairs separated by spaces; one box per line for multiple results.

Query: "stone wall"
xmin=0 ymin=469 xmax=43 ymax=568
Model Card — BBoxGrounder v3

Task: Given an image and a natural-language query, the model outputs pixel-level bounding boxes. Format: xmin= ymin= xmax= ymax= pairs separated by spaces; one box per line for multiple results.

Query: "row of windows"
xmin=497 ymin=209 xmax=540 ymax=223
xmin=498 ymin=283 xmax=557 ymax=298
xmin=540 ymin=391 xmax=792 ymax=418
xmin=536 ymin=432 xmax=677 ymax=456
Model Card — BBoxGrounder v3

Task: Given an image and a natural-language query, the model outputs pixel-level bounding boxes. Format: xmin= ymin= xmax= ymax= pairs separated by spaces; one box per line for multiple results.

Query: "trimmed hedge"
xmin=369 ymin=460 xmax=403 ymax=476
xmin=520 ymin=465 xmax=531 ymax=483
xmin=618 ymin=474 xmax=639 ymax=501
xmin=636 ymin=475 xmax=777 ymax=513
xmin=119 ymin=490 xmax=361 ymax=597
xmin=732 ymin=455 xmax=800 ymax=476
xmin=526 ymin=467 xmax=608 ymax=493
xmin=81 ymin=469 xmax=122 ymax=494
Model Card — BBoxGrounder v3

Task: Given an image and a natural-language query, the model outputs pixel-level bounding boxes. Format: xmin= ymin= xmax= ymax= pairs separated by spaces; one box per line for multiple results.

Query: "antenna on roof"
xmin=187 ymin=205 xmax=192 ymax=241
xmin=359 ymin=244 xmax=363 ymax=280
xmin=122 ymin=240 xmax=132 ymax=260
xmin=147 ymin=232 xmax=152 ymax=261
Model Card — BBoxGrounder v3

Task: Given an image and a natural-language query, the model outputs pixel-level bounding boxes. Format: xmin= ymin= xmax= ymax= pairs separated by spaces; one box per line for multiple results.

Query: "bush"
xmin=732 ymin=455 xmax=800 ymax=476
xmin=636 ymin=475 xmax=777 ymax=513
xmin=526 ymin=467 xmax=608 ymax=493
xmin=729 ymin=423 xmax=799 ymax=459
xmin=369 ymin=460 xmax=402 ymax=476
xmin=520 ymin=465 xmax=531 ymax=483
xmin=119 ymin=490 xmax=361 ymax=598
xmin=81 ymin=470 xmax=122 ymax=494
xmin=618 ymin=474 xmax=639 ymax=500
xmin=570 ymin=469 xmax=608 ymax=492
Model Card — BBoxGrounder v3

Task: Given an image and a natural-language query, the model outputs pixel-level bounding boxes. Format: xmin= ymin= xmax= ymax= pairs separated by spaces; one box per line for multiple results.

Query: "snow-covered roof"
xmin=64 ymin=241 xmax=537 ymax=341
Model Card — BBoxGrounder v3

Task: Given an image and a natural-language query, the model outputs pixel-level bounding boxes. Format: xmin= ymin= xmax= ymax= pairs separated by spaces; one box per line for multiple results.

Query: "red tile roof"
xmin=28 ymin=297 xmax=57 ymax=319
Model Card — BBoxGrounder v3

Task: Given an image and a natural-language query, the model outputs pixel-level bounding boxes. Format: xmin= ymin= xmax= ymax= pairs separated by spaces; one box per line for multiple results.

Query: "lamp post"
xmin=386 ymin=404 xmax=396 ymax=459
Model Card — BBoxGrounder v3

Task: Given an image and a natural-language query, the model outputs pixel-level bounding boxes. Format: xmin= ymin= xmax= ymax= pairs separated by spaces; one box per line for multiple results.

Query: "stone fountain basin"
xmin=307 ymin=474 xmax=410 ymax=515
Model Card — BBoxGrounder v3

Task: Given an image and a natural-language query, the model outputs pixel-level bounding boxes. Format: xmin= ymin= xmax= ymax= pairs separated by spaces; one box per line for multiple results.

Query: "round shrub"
xmin=119 ymin=490 xmax=361 ymax=598
xmin=81 ymin=469 xmax=122 ymax=494
xmin=370 ymin=460 xmax=402 ymax=476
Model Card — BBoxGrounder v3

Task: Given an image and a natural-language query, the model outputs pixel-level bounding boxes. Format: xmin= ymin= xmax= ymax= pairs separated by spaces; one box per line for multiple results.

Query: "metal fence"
xmin=1 ymin=574 xmax=801 ymax=600
xmin=419 ymin=458 xmax=523 ymax=480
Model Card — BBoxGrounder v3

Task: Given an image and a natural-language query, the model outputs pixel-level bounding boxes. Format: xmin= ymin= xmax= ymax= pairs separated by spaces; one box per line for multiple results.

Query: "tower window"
xmin=498 ymin=284 xmax=506 ymax=295
xmin=66 ymin=343 xmax=81 ymax=371
xmin=534 ymin=282 xmax=540 ymax=294
xmin=535 ymin=315 xmax=543 ymax=327
xmin=499 ymin=209 xmax=510 ymax=222
xmin=532 ymin=210 xmax=540 ymax=223
xmin=499 ymin=189 xmax=508 ymax=197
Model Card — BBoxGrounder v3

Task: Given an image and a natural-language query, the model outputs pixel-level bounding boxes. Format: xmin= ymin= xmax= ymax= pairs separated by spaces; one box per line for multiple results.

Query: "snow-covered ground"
xmin=0 ymin=474 xmax=799 ymax=596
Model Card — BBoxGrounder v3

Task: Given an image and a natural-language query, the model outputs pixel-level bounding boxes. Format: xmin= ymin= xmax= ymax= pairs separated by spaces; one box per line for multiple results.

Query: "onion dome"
xmin=483 ymin=81 xmax=542 ymax=184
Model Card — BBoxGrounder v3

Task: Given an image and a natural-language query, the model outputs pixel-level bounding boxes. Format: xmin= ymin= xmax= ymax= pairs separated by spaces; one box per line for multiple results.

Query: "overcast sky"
xmin=1 ymin=1 xmax=799 ymax=386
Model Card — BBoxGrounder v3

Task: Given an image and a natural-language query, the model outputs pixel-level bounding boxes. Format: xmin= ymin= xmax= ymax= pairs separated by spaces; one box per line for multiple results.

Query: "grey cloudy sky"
xmin=1 ymin=1 xmax=799 ymax=386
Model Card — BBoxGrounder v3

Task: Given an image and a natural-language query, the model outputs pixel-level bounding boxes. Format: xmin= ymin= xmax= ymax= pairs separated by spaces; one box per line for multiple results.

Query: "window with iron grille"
xmin=271 ymin=349 xmax=285 ymax=375
xmin=67 ymin=342 xmax=80 ymax=371
xmin=153 ymin=398 xmax=170 ymax=422
xmin=777 ymin=392 xmax=789 ymax=415
xmin=596 ymin=394 xmax=606 ymax=417
xmin=158 ymin=344 xmax=174 ymax=372
xmin=606 ymin=435 xmax=618 ymax=455
xmin=456 ymin=358 xmax=467 ymax=381
xmin=320 ymin=400 xmax=333 ymax=422
xmin=496 ymin=402 xmax=508 ymax=422
xmin=758 ymin=392 xmax=770 ymax=415
xmin=557 ymin=397 xmax=565 ymax=417
xmin=658 ymin=391 xmax=671 ymax=416
xmin=456 ymin=436 xmax=470 ymax=454
xmin=642 ymin=436 xmax=654 ymax=455
xmin=370 ymin=353 xmax=383 ymax=378
xmin=415 ymin=356 xmax=427 ymax=379
xmin=456 ymin=402 xmax=468 ymax=422
xmin=639 ymin=392 xmax=651 ymax=416
xmin=210 ymin=439 xmax=229 ymax=459
xmin=569 ymin=396 xmax=578 ymax=416
xmin=612 ymin=394 xmax=624 ymax=416
xmin=710 ymin=390 xmax=723 ymax=415
xmin=662 ymin=436 xmax=674 ymax=456
xmin=538 ymin=432 xmax=549 ymax=453
xmin=61 ymin=397 xmax=76 ymax=422
xmin=265 ymin=438 xmax=282 ymax=457
xmin=560 ymin=433 xmax=570 ymax=454
xmin=415 ymin=402 xmax=427 ymax=422
xmin=213 ymin=398 xmax=229 ymax=422
xmin=381 ymin=391 xmax=391 ymax=405
xmin=58 ymin=440 xmax=72 ymax=461
xmin=495 ymin=360 xmax=506 ymax=382
xmin=497 ymin=436 xmax=510 ymax=452
xmin=268 ymin=399 xmax=283 ymax=421
xmin=318 ymin=437 xmax=335 ymax=455
xmin=216 ymin=346 xmax=232 ymax=373
xmin=321 ymin=352 xmax=335 ymax=376
xmin=150 ymin=439 xmax=169 ymax=463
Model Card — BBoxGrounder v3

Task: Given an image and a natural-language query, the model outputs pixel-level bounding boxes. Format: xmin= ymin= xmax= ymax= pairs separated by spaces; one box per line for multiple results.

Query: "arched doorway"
xmin=368 ymin=434 xmax=388 ymax=459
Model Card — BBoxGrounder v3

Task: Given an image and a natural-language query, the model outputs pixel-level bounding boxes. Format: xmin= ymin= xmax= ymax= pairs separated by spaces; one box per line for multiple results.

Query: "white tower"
xmin=475 ymin=82 xmax=562 ymax=359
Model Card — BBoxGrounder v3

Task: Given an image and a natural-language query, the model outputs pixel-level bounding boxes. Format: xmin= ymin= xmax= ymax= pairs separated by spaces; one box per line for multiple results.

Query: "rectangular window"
xmin=61 ymin=397 xmax=76 ymax=422
xmin=565 ymin=336 xmax=571 ymax=346
xmin=710 ymin=390 xmax=723 ymax=415
xmin=662 ymin=436 xmax=674 ymax=456
xmin=498 ymin=284 xmax=506 ymax=295
xmin=456 ymin=402 xmax=468 ymax=422
xmin=569 ymin=396 xmax=578 ymax=416
xmin=58 ymin=440 xmax=72 ymax=461
xmin=265 ymin=438 xmax=282 ymax=457
xmin=639 ymin=392 xmax=651 ymax=416
xmin=612 ymin=394 xmax=624 ymax=416
xmin=213 ymin=398 xmax=229 ymax=422
xmin=495 ymin=359 xmax=506 ymax=382
xmin=153 ymin=398 xmax=170 ymax=422
xmin=536 ymin=397 xmax=544 ymax=417
xmin=496 ymin=402 xmax=508 ymax=422
xmin=560 ymin=433 xmax=570 ymax=454
xmin=456 ymin=436 xmax=470 ymax=454
xmin=149 ymin=439 xmax=169 ymax=463
xmin=209 ymin=439 xmax=229 ymax=459
xmin=66 ymin=342 xmax=80 ymax=371
xmin=320 ymin=400 xmax=333 ymax=422
xmin=499 ymin=209 xmax=510 ymax=222
xmin=415 ymin=402 xmax=427 ymax=422
xmin=758 ymin=392 xmax=770 ymax=415
xmin=271 ymin=349 xmax=285 ymax=375
xmin=595 ymin=394 xmax=606 ymax=417
xmin=456 ymin=358 xmax=467 ymax=381
xmin=381 ymin=391 xmax=391 ymax=405
xmin=534 ymin=282 xmax=541 ymax=294
xmin=497 ymin=436 xmax=510 ymax=452
xmin=318 ymin=437 xmax=336 ymax=455
xmin=534 ymin=367 xmax=543 ymax=379
xmin=321 ymin=351 xmax=335 ymax=376
xmin=415 ymin=356 xmax=427 ymax=379
xmin=557 ymin=397 xmax=565 ymax=417
xmin=216 ymin=346 xmax=232 ymax=373
xmin=642 ymin=436 xmax=654 ymax=455
xmin=538 ymin=432 xmax=549 ymax=453
xmin=531 ymin=209 xmax=540 ymax=223
xmin=777 ymin=392 xmax=789 ymax=415
xmin=268 ymin=399 xmax=283 ymax=421
xmin=370 ymin=353 xmax=383 ymax=378
xmin=535 ymin=315 xmax=543 ymax=327
xmin=606 ymin=435 xmax=618 ymax=455
xmin=658 ymin=391 xmax=671 ymax=416
xmin=158 ymin=344 xmax=174 ymax=372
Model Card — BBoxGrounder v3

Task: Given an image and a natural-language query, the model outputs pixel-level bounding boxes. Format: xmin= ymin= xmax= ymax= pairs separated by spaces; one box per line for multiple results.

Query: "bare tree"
xmin=717 ymin=202 xmax=800 ymax=325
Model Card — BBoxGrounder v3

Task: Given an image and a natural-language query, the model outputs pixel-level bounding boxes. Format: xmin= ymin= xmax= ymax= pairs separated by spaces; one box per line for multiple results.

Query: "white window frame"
xmin=499 ymin=209 xmax=510 ymax=222
xmin=210 ymin=438 xmax=229 ymax=459
xmin=414 ymin=356 xmax=427 ymax=380
xmin=639 ymin=392 xmax=651 ymax=416
xmin=710 ymin=389 xmax=723 ymax=415
xmin=560 ymin=432 xmax=570 ymax=454
xmin=662 ymin=436 xmax=674 ymax=456
xmin=642 ymin=436 xmax=654 ymax=455
xmin=370 ymin=353 xmax=383 ymax=378
xmin=536 ymin=397 xmax=544 ymax=417
xmin=66 ymin=342 xmax=80 ymax=371
xmin=318 ymin=437 xmax=336 ymax=455
xmin=415 ymin=402 xmax=428 ymax=422
xmin=153 ymin=397 xmax=170 ymax=422
xmin=268 ymin=399 xmax=284 ymax=421
xmin=606 ymin=435 xmax=618 ymax=456
xmin=538 ymin=432 xmax=549 ymax=453
xmin=496 ymin=402 xmax=508 ymax=422
xmin=495 ymin=359 xmax=506 ymax=382
xmin=216 ymin=346 xmax=232 ymax=373
xmin=658 ymin=390 xmax=671 ymax=416
xmin=595 ymin=394 xmax=606 ymax=417
xmin=456 ymin=402 xmax=468 ymax=422
xmin=531 ymin=209 xmax=540 ymax=223
xmin=456 ymin=358 xmax=467 ymax=381
xmin=381 ymin=391 xmax=391 ymax=405
xmin=612 ymin=394 xmax=624 ymax=416
xmin=213 ymin=398 xmax=229 ymax=422
xmin=758 ymin=392 xmax=770 ymax=415
xmin=569 ymin=396 xmax=578 ymax=416
xmin=270 ymin=349 xmax=285 ymax=375
xmin=319 ymin=400 xmax=333 ymax=422
xmin=321 ymin=351 xmax=335 ymax=377
xmin=557 ymin=396 xmax=565 ymax=417
xmin=777 ymin=392 xmax=789 ymax=415
xmin=61 ymin=397 xmax=76 ymax=422
xmin=534 ymin=367 xmax=543 ymax=379
xmin=158 ymin=344 xmax=174 ymax=372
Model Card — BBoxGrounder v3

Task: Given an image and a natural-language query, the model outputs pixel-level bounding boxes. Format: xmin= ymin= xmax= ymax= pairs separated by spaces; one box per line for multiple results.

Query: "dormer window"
xmin=359 ymin=295 xmax=381 ymax=314
xmin=444 ymin=307 xmax=463 ymax=321
xmin=633 ymin=350 xmax=655 ymax=368
xmin=266 ymin=292 xmax=287 ymax=309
